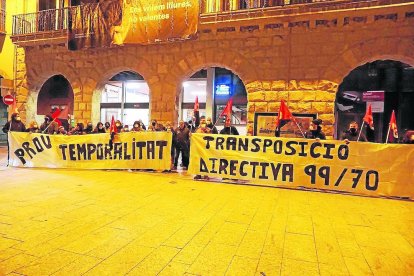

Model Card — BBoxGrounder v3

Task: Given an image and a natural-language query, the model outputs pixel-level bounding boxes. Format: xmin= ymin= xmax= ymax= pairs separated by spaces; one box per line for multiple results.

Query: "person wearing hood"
xmin=341 ymin=121 xmax=367 ymax=142
xmin=305 ymin=119 xmax=326 ymax=140
xmin=206 ymin=117 xmax=218 ymax=134
xmin=138 ymin=119 xmax=146 ymax=130
xmin=40 ymin=115 xmax=58 ymax=134
xmin=131 ymin=121 xmax=144 ymax=132
xmin=93 ymin=122 xmax=106 ymax=133
xmin=115 ymin=120 xmax=123 ymax=133
xmin=105 ymin=122 xmax=111 ymax=132
xmin=2 ymin=113 xmax=26 ymax=133
xmin=26 ymin=121 xmax=41 ymax=133
xmin=85 ymin=122 xmax=94 ymax=134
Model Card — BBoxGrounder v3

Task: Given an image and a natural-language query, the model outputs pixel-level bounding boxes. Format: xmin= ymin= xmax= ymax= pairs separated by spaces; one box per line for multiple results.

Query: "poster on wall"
xmin=254 ymin=112 xmax=316 ymax=137
xmin=68 ymin=0 xmax=198 ymax=50
xmin=118 ymin=0 xmax=199 ymax=45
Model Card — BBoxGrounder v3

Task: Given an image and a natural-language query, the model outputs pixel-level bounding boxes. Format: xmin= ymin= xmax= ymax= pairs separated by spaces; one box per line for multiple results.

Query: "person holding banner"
xmin=131 ymin=121 xmax=144 ymax=132
xmin=206 ymin=117 xmax=218 ymax=134
xmin=93 ymin=122 xmax=106 ymax=134
xmin=26 ymin=121 xmax=41 ymax=133
xmin=69 ymin=122 xmax=86 ymax=135
xmin=220 ymin=117 xmax=239 ymax=135
xmin=341 ymin=121 xmax=367 ymax=142
xmin=40 ymin=115 xmax=59 ymax=134
xmin=2 ymin=113 xmax=26 ymax=133
xmin=304 ymin=119 xmax=326 ymax=140
xmin=196 ymin=118 xmax=212 ymax=134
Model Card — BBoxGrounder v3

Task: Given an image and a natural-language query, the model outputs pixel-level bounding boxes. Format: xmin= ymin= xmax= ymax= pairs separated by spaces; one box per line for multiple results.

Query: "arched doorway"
xmin=179 ymin=67 xmax=247 ymax=134
xmin=38 ymin=74 xmax=74 ymax=129
xmin=335 ymin=60 xmax=414 ymax=142
xmin=100 ymin=71 xmax=150 ymax=128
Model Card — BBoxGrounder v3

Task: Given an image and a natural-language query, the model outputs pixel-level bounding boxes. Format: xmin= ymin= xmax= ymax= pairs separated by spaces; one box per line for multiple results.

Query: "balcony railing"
xmin=11 ymin=0 xmax=412 ymax=37
xmin=0 ymin=10 xmax=5 ymax=33
xmin=12 ymin=6 xmax=79 ymax=36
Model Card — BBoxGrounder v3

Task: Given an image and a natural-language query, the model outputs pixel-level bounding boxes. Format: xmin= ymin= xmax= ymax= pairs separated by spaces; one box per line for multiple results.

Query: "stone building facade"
xmin=11 ymin=1 xmax=414 ymax=137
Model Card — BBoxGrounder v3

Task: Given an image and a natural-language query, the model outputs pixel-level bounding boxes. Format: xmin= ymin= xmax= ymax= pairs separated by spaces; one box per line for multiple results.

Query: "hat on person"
xmin=312 ymin=118 xmax=322 ymax=125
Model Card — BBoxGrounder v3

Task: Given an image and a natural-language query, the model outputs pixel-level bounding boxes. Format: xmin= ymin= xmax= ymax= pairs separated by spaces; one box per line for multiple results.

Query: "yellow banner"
xmin=118 ymin=0 xmax=199 ymax=44
xmin=189 ymin=134 xmax=414 ymax=199
xmin=8 ymin=132 xmax=172 ymax=170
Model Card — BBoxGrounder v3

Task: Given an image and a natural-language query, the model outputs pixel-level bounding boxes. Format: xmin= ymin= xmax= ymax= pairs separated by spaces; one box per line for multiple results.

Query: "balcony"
xmin=10 ymin=0 xmax=414 ymax=46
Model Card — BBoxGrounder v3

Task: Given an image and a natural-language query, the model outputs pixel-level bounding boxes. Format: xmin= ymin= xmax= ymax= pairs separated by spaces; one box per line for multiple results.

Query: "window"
xmin=101 ymin=83 xmax=122 ymax=103
xmin=0 ymin=0 xmax=5 ymax=33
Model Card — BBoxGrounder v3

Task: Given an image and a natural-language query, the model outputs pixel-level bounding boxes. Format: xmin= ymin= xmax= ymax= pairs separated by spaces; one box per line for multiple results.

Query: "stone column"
xmin=205 ymin=67 xmax=215 ymax=120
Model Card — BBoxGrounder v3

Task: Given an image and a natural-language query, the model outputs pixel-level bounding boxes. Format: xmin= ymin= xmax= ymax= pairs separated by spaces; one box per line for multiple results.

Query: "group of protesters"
xmin=1 ymin=111 xmax=242 ymax=172
xmin=2 ymin=111 xmax=413 ymax=171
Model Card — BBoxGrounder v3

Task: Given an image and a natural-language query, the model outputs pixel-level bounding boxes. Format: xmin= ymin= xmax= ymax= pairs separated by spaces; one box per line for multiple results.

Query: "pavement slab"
xmin=0 ymin=147 xmax=413 ymax=275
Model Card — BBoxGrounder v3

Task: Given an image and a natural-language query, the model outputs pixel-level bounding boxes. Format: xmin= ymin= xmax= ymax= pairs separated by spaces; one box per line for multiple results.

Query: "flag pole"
xmin=385 ymin=124 xmax=391 ymax=144
xmin=357 ymin=121 xmax=365 ymax=142
xmin=43 ymin=118 xmax=56 ymax=133
xmin=294 ymin=120 xmax=305 ymax=138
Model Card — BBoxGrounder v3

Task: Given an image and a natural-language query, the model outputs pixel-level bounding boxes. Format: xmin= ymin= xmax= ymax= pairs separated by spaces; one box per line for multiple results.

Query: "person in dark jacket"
xmin=2 ymin=113 xmax=26 ymax=133
xmin=131 ymin=121 xmax=144 ymax=132
xmin=341 ymin=121 xmax=367 ymax=142
xmin=40 ymin=115 xmax=59 ymax=134
xmin=220 ymin=117 xmax=239 ymax=135
xmin=93 ymin=122 xmax=106 ymax=133
xmin=85 ymin=122 xmax=94 ymax=134
xmin=304 ymin=119 xmax=326 ymax=140
xmin=174 ymin=120 xmax=190 ymax=170
xmin=206 ymin=117 xmax=218 ymax=134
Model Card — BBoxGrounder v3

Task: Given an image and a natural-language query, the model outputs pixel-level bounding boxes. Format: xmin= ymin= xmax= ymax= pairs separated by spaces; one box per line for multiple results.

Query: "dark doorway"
xmin=38 ymin=75 xmax=74 ymax=129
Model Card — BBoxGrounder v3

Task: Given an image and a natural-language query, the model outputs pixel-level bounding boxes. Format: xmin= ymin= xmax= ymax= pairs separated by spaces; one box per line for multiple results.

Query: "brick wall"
xmin=14 ymin=3 xmax=414 ymax=135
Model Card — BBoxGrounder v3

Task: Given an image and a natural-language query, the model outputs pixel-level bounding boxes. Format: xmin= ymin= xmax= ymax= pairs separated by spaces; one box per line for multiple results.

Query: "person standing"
xmin=220 ymin=117 xmax=239 ymax=135
xmin=341 ymin=121 xmax=367 ymax=142
xmin=304 ymin=119 xmax=326 ymax=140
xmin=2 ymin=113 xmax=26 ymax=133
xmin=206 ymin=117 xmax=218 ymax=134
xmin=174 ymin=120 xmax=190 ymax=170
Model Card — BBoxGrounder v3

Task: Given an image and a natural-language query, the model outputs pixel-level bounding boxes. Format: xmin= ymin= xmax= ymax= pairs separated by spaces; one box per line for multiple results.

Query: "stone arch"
xmin=23 ymin=60 xmax=80 ymax=123
xmin=170 ymin=48 xmax=257 ymax=87
xmin=322 ymin=37 xmax=414 ymax=84
xmin=88 ymin=51 xmax=155 ymax=123
xmin=164 ymin=48 xmax=255 ymax=125
xmin=91 ymin=68 xmax=152 ymax=125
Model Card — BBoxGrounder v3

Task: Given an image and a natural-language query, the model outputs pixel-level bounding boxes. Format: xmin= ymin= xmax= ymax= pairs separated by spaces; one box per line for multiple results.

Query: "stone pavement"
xmin=0 ymin=150 xmax=413 ymax=275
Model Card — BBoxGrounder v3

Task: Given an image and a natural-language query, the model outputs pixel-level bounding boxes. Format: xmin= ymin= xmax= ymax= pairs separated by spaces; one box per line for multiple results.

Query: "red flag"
xmin=51 ymin=108 xmax=61 ymax=119
xmin=363 ymin=104 xmax=374 ymax=129
xmin=388 ymin=110 xmax=398 ymax=142
xmin=276 ymin=100 xmax=295 ymax=127
xmin=57 ymin=107 xmax=69 ymax=119
xmin=219 ymin=98 xmax=233 ymax=119
xmin=194 ymin=96 xmax=199 ymax=112
xmin=109 ymin=115 xmax=117 ymax=134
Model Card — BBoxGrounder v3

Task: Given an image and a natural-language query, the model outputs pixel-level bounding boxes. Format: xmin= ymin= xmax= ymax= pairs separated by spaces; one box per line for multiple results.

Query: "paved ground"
xmin=0 ymin=146 xmax=413 ymax=275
